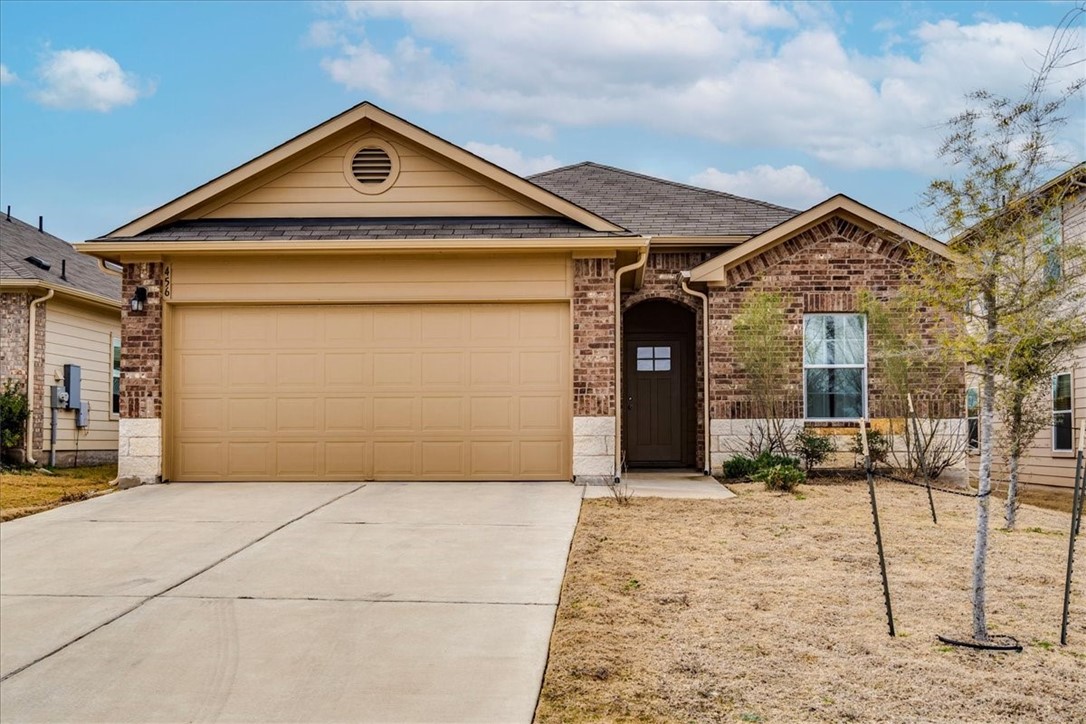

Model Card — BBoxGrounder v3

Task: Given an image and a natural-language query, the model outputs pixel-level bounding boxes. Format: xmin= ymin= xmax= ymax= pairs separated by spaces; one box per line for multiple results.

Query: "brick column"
xmin=119 ymin=262 xmax=164 ymax=483
xmin=0 ymin=291 xmax=45 ymax=462
xmin=572 ymin=257 xmax=616 ymax=482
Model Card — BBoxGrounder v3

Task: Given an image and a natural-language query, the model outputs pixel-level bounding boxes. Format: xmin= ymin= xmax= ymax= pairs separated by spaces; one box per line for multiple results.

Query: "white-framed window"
xmin=1041 ymin=206 xmax=1063 ymax=283
xmin=1053 ymin=371 xmax=1072 ymax=451
xmin=803 ymin=313 xmax=866 ymax=420
xmin=966 ymin=386 xmax=979 ymax=450
xmin=111 ymin=335 xmax=121 ymax=416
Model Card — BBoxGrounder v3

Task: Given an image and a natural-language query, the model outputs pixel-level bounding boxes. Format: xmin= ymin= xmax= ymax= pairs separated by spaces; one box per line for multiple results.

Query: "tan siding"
xmin=168 ymin=253 xmax=573 ymax=304
xmin=41 ymin=300 xmax=120 ymax=451
xmin=194 ymin=133 xmax=553 ymax=220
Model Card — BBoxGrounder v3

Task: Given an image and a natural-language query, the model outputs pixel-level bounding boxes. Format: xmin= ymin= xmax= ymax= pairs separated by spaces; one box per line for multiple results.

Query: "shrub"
xmin=851 ymin=428 xmax=890 ymax=467
xmin=755 ymin=464 xmax=805 ymax=492
xmin=0 ymin=380 xmax=29 ymax=452
xmin=722 ymin=451 xmax=800 ymax=480
xmin=794 ymin=429 xmax=834 ymax=471
xmin=722 ymin=454 xmax=759 ymax=480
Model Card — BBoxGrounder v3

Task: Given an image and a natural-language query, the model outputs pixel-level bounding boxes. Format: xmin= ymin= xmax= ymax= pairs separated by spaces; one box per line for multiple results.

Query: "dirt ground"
xmin=536 ymin=479 xmax=1085 ymax=723
xmin=0 ymin=464 xmax=116 ymax=521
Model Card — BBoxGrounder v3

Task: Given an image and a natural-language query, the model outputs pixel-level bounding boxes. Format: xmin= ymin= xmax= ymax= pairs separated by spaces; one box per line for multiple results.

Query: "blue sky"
xmin=0 ymin=1 xmax=1082 ymax=242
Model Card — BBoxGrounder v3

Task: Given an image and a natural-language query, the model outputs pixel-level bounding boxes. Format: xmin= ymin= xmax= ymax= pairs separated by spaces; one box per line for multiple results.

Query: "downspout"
xmin=680 ymin=272 xmax=711 ymax=476
xmin=25 ymin=289 xmax=53 ymax=465
xmin=614 ymin=246 xmax=650 ymax=483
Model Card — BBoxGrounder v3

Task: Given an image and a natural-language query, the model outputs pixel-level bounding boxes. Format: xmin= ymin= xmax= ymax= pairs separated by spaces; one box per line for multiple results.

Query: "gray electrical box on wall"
xmin=76 ymin=401 xmax=90 ymax=428
xmin=63 ymin=364 xmax=81 ymax=409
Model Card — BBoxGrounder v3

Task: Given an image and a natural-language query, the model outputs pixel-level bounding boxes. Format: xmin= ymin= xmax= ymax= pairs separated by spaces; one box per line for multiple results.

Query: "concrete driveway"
xmin=0 ymin=482 xmax=583 ymax=723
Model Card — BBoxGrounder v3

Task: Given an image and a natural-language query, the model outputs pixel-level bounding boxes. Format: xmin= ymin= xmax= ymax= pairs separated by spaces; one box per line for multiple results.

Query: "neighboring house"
xmin=964 ymin=164 xmax=1086 ymax=491
xmin=81 ymin=102 xmax=955 ymax=485
xmin=1 ymin=213 xmax=122 ymax=466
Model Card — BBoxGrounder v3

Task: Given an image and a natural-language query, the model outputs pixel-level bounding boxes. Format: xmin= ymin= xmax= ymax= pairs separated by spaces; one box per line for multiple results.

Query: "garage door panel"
xmin=227 ymin=442 xmax=272 ymax=477
xmin=470 ymin=441 xmax=514 ymax=476
xmin=374 ymin=441 xmax=417 ymax=478
xmin=276 ymin=398 xmax=321 ymax=432
xmin=177 ymin=441 xmax=223 ymax=477
xmin=177 ymin=398 xmax=224 ymax=434
xmin=421 ymin=397 xmax=464 ymax=431
xmin=421 ymin=441 xmax=465 ymax=476
xmin=171 ymin=304 xmax=569 ymax=481
xmin=470 ymin=352 xmax=513 ymax=384
xmin=277 ymin=442 xmax=320 ymax=477
xmin=373 ymin=397 xmax=418 ymax=432
xmin=276 ymin=354 xmax=321 ymax=387
xmin=521 ymin=440 xmax=566 ymax=477
xmin=325 ymin=398 xmax=369 ymax=432
xmin=228 ymin=354 xmax=272 ymax=387
xmin=326 ymin=442 xmax=369 ymax=476
xmin=373 ymin=352 xmax=419 ymax=387
xmin=228 ymin=398 xmax=273 ymax=432
xmin=520 ymin=396 xmax=563 ymax=432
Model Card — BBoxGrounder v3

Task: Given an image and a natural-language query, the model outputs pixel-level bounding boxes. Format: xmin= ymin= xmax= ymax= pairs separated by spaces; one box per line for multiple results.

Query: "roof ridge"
xmin=572 ymin=162 xmax=800 ymax=214
xmin=527 ymin=161 xmax=594 ymax=179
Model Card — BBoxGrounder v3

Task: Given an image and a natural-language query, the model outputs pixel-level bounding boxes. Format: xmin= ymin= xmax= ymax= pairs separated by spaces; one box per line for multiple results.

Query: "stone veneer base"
xmin=118 ymin=418 xmax=162 ymax=484
xmin=573 ymin=416 xmax=616 ymax=483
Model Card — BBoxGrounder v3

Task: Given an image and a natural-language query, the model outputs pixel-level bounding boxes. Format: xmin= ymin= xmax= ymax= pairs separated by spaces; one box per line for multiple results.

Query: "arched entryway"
xmin=622 ymin=299 xmax=697 ymax=468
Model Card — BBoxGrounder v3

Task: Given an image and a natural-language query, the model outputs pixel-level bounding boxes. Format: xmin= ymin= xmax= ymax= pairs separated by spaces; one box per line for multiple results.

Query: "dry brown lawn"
xmin=0 ymin=464 xmax=116 ymax=521
xmin=537 ymin=479 xmax=1085 ymax=723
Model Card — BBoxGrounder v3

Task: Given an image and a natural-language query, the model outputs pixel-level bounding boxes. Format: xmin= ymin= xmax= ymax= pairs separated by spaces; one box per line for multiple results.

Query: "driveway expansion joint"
xmin=0 ymin=484 xmax=366 ymax=683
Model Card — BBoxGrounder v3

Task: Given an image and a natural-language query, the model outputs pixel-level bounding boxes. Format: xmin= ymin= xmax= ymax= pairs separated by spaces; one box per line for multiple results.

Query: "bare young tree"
xmin=911 ymin=6 xmax=1085 ymax=642
xmin=733 ymin=292 xmax=794 ymax=455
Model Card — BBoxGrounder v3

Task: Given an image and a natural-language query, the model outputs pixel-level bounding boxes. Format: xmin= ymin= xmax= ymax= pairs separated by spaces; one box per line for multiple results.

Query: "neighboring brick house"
xmin=80 ymin=102 xmax=956 ymax=485
xmin=1 ymin=213 xmax=122 ymax=466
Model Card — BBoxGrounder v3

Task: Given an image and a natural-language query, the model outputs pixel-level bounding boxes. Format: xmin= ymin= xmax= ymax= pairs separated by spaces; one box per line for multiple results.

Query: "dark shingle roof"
xmin=0 ymin=215 xmax=121 ymax=301
xmin=529 ymin=162 xmax=798 ymax=237
xmin=106 ymin=216 xmax=630 ymax=242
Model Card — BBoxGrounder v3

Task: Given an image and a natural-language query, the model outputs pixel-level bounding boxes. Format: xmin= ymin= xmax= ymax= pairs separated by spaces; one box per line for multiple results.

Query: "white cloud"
xmin=464 ymin=142 xmax=561 ymax=176
xmin=33 ymin=49 xmax=150 ymax=111
xmin=691 ymin=165 xmax=832 ymax=209
xmin=313 ymin=3 xmax=1084 ymax=173
xmin=0 ymin=64 xmax=16 ymax=85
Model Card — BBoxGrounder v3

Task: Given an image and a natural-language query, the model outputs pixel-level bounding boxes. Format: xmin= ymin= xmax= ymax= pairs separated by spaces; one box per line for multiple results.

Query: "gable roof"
xmin=104 ymin=102 xmax=625 ymax=239
xmin=690 ymin=194 xmax=955 ymax=283
xmin=0 ymin=214 xmax=121 ymax=305
xmin=529 ymin=162 xmax=797 ymax=237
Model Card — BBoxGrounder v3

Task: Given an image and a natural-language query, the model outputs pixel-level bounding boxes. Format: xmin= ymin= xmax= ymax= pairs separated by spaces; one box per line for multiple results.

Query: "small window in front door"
xmin=636 ymin=346 xmax=671 ymax=372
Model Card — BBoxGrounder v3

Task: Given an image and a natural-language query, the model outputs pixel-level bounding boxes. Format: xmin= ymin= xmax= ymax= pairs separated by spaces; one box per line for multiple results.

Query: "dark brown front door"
xmin=624 ymin=336 xmax=693 ymax=467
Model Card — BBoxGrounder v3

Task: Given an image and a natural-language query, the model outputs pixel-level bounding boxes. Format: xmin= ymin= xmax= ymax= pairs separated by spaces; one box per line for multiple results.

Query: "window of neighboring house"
xmin=111 ymin=335 xmax=121 ymax=416
xmin=803 ymin=314 xmax=866 ymax=420
xmin=1053 ymin=371 xmax=1073 ymax=451
xmin=966 ymin=386 xmax=979 ymax=450
xmin=1042 ymin=206 xmax=1063 ymax=283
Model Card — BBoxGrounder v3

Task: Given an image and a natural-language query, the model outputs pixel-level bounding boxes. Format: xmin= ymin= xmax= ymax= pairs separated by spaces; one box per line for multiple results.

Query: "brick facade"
xmin=1 ymin=291 xmax=46 ymax=460
xmin=121 ymin=262 xmax=164 ymax=419
xmin=708 ymin=219 xmax=960 ymax=423
xmin=572 ymin=257 xmax=616 ymax=417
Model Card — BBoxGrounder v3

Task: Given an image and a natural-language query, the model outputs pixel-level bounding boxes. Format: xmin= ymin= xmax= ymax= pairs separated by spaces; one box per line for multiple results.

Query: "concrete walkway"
xmin=582 ymin=470 xmax=736 ymax=499
xmin=0 ymin=482 xmax=583 ymax=723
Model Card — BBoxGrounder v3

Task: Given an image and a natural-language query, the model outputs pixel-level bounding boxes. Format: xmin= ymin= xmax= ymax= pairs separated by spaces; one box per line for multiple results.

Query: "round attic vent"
xmin=344 ymin=138 xmax=400 ymax=195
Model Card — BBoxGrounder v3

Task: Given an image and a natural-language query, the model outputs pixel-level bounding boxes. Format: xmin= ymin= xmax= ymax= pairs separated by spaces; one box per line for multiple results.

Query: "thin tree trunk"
xmin=972 ymin=308 xmax=996 ymax=642
xmin=1005 ymin=454 xmax=1020 ymax=529
xmin=1004 ymin=398 xmax=1023 ymax=530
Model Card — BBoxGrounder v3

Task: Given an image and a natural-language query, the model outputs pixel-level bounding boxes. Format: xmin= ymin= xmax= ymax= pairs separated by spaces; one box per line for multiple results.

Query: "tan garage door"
xmin=169 ymin=304 xmax=570 ymax=481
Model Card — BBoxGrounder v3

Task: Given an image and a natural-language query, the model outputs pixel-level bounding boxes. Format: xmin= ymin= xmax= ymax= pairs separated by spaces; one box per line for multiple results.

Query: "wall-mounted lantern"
xmin=130 ymin=286 xmax=148 ymax=313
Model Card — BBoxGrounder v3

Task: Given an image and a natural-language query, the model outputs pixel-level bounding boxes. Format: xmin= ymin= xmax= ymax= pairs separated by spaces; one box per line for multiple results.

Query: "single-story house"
xmin=1 ymin=212 xmax=122 ymax=466
xmin=81 ymin=102 xmax=956 ymax=484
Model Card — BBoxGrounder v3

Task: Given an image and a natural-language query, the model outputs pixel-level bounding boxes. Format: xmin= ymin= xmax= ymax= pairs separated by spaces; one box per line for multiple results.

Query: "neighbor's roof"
xmin=97 ymin=216 xmax=629 ymax=243
xmin=0 ymin=214 xmax=121 ymax=304
xmin=529 ymin=162 xmax=798 ymax=237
